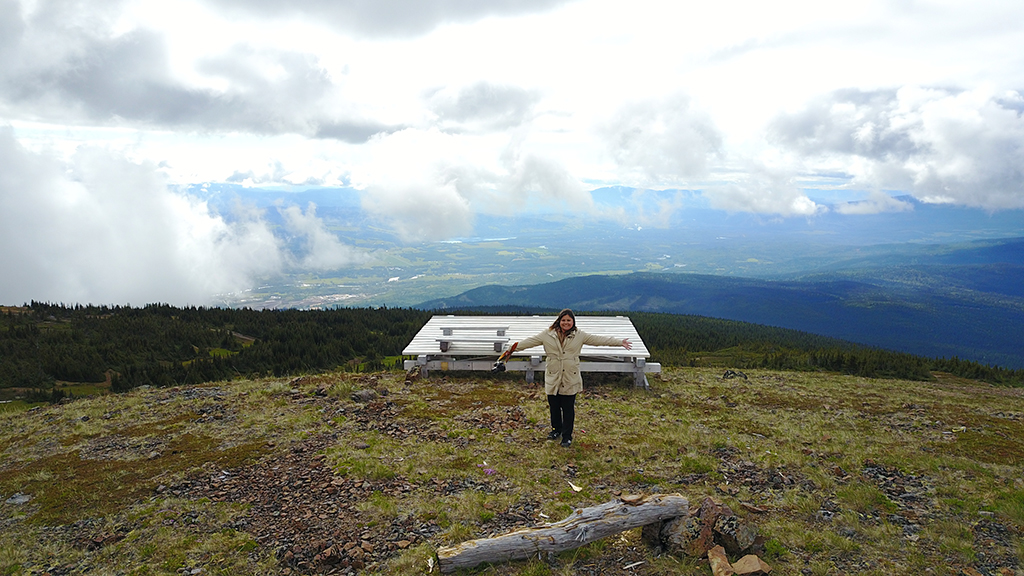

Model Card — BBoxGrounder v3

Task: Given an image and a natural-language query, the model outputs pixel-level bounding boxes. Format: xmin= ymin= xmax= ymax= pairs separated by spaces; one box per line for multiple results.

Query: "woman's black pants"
xmin=547 ymin=394 xmax=576 ymax=442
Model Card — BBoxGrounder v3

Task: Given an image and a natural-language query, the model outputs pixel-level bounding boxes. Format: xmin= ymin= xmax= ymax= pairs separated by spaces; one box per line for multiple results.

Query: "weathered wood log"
xmin=436 ymin=494 xmax=688 ymax=573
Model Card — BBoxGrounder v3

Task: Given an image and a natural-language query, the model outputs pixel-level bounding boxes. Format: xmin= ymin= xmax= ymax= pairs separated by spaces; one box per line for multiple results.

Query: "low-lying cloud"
xmin=834 ymin=191 xmax=914 ymax=215
xmin=603 ymin=94 xmax=723 ymax=184
xmin=362 ymin=181 xmax=475 ymax=242
xmin=771 ymin=86 xmax=1024 ymax=210
xmin=280 ymin=203 xmax=370 ymax=270
xmin=706 ymin=166 xmax=824 ymax=216
xmin=0 ymin=129 xmax=367 ymax=305
xmin=355 ymin=128 xmax=593 ymax=241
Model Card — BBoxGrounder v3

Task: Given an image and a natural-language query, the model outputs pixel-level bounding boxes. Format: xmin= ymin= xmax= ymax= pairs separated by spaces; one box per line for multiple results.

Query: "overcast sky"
xmin=2 ymin=0 xmax=1024 ymax=305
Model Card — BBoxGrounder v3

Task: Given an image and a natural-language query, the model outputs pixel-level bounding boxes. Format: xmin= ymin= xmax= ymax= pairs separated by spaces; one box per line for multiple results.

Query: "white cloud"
xmin=706 ymin=166 xmax=824 ymax=216
xmin=3 ymin=0 xmax=1024 ymax=305
xmin=362 ymin=180 xmax=474 ymax=242
xmin=593 ymin=188 xmax=690 ymax=229
xmin=199 ymin=0 xmax=577 ymax=38
xmin=426 ymin=82 xmax=540 ymax=133
xmin=280 ymin=203 xmax=369 ymax=269
xmin=0 ymin=129 xmax=280 ymax=304
xmin=834 ymin=191 xmax=913 ymax=215
xmin=353 ymin=127 xmax=594 ymax=241
xmin=771 ymin=86 xmax=1024 ymax=210
xmin=351 ymin=128 xmax=474 ymax=242
xmin=602 ymin=94 xmax=722 ymax=185
xmin=0 ymin=2 xmax=396 ymax=141
xmin=500 ymin=138 xmax=592 ymax=210
xmin=0 ymin=128 xmax=368 ymax=305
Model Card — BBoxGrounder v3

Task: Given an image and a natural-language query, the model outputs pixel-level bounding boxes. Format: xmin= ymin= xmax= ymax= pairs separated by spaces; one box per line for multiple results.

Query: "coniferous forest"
xmin=1 ymin=303 xmax=431 ymax=396
xmin=1 ymin=302 xmax=1021 ymax=403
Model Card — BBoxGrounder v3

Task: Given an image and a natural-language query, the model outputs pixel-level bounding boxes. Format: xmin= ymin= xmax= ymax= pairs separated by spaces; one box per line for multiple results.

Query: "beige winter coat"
xmin=516 ymin=328 xmax=624 ymax=395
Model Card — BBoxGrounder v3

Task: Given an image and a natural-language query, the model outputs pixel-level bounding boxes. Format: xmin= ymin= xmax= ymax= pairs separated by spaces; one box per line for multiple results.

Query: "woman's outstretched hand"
xmin=622 ymin=338 xmax=632 ymax=350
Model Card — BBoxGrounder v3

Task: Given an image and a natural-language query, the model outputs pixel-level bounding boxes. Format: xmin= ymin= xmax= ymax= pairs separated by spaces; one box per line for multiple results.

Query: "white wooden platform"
xmin=402 ymin=315 xmax=660 ymax=388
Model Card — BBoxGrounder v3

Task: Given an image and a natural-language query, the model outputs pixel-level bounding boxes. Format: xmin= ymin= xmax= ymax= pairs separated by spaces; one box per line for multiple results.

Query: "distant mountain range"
xmin=418 ymin=238 xmax=1024 ymax=369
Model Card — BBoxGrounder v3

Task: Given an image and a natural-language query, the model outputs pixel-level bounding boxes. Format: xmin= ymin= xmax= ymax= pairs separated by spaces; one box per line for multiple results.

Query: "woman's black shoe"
xmin=560 ymin=439 xmax=572 ymax=447
xmin=547 ymin=430 xmax=561 ymax=440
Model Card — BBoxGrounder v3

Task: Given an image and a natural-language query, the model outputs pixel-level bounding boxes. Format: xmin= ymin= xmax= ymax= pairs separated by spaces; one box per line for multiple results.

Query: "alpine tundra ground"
xmin=1 ymin=367 xmax=1022 ymax=575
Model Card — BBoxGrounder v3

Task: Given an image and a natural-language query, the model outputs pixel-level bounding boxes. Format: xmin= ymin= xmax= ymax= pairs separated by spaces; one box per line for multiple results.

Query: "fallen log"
xmin=436 ymin=493 xmax=688 ymax=573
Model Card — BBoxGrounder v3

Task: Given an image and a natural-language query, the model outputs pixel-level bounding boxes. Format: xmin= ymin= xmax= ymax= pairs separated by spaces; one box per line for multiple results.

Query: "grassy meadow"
xmin=1 ymin=366 xmax=1022 ymax=575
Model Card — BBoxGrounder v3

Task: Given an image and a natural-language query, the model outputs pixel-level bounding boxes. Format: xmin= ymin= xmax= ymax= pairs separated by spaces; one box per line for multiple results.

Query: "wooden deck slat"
xmin=403 ymin=315 xmax=650 ymax=358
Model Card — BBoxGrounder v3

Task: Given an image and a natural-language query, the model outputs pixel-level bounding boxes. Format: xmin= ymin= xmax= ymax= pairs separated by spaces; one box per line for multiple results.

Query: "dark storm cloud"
xmin=202 ymin=0 xmax=576 ymax=37
xmin=427 ymin=82 xmax=540 ymax=132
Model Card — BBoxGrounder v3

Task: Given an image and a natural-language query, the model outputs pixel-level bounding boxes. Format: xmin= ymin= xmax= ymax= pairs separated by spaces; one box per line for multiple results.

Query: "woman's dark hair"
xmin=550 ymin=308 xmax=577 ymax=334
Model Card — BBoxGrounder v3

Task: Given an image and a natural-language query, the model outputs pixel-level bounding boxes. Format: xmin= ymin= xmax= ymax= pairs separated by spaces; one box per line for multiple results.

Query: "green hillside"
xmin=417 ymin=270 xmax=1024 ymax=370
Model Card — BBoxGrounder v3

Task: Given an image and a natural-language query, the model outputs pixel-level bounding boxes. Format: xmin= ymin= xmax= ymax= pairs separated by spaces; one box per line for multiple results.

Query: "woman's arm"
xmin=581 ymin=331 xmax=632 ymax=350
xmin=510 ymin=331 xmax=547 ymax=352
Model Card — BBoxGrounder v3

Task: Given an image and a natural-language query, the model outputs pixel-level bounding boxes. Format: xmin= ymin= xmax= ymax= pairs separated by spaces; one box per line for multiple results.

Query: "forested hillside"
xmin=0 ymin=303 xmax=431 ymax=397
xmin=418 ymin=270 xmax=1024 ymax=369
xmin=3 ymin=303 xmax=1020 ymax=403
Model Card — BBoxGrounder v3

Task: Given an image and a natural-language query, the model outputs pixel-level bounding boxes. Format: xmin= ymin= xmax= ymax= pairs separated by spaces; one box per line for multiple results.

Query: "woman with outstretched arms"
xmin=509 ymin=309 xmax=631 ymax=447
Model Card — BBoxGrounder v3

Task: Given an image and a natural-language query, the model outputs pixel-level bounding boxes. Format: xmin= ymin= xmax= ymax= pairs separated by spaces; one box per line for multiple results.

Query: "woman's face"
xmin=559 ymin=314 xmax=575 ymax=331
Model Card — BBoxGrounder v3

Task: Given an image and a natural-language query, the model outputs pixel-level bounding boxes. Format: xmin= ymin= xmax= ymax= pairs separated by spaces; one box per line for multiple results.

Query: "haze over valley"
xmin=193 ymin=184 xmax=1023 ymax=313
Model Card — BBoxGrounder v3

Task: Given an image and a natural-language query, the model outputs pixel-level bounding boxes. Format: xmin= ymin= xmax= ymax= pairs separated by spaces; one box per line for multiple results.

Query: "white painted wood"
xmin=403 ymin=315 xmax=650 ymax=358
xmin=403 ymin=315 xmax=659 ymax=387
xmin=401 ymin=359 xmax=662 ymax=374
xmin=434 ymin=337 xmax=510 ymax=353
xmin=439 ymin=326 xmax=509 ymax=336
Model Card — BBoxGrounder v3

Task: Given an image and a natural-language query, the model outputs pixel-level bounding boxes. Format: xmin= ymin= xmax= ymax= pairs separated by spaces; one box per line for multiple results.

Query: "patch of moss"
xmin=399 ymin=379 xmax=527 ymax=419
xmin=733 ymin=421 xmax=775 ymax=439
xmin=399 ymin=399 xmax=436 ymax=419
xmin=936 ymin=418 xmax=1024 ymax=466
xmin=752 ymin=389 xmax=825 ymax=411
xmin=120 ymin=413 xmax=195 ymax=438
xmin=54 ymin=413 xmax=197 ymax=448
xmin=448 ymin=455 xmax=474 ymax=471
xmin=0 ymin=433 xmax=269 ymax=525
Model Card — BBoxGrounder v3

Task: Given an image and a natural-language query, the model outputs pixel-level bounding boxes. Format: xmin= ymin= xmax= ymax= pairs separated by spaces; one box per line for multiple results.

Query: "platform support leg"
xmin=417 ymin=355 xmax=429 ymax=378
xmin=633 ymin=358 xmax=649 ymax=389
xmin=526 ymin=356 xmax=541 ymax=384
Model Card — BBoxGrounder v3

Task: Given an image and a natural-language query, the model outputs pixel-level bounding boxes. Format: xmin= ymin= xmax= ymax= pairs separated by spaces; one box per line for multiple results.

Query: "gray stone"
xmin=714 ymin=504 xmax=759 ymax=556
xmin=5 ymin=493 xmax=31 ymax=505
xmin=351 ymin=389 xmax=378 ymax=403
